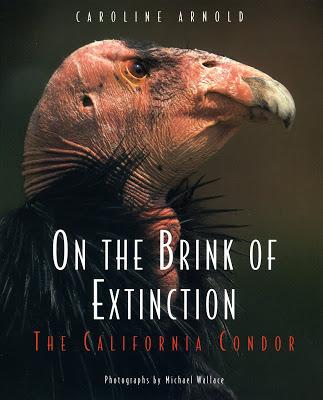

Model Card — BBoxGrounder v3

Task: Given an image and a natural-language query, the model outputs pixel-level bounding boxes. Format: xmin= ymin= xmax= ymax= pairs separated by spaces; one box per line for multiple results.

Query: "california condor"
xmin=0 ymin=39 xmax=295 ymax=400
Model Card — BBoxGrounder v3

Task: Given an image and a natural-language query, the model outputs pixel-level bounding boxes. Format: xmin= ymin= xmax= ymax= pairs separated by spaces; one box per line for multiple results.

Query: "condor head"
xmin=23 ymin=39 xmax=295 ymax=207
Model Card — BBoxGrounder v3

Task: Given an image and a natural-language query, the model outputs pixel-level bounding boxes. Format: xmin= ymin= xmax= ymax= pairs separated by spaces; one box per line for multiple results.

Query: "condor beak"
xmin=203 ymin=56 xmax=296 ymax=129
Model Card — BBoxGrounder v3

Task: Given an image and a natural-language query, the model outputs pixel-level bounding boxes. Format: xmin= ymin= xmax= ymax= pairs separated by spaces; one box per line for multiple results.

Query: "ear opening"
xmin=82 ymin=94 xmax=93 ymax=107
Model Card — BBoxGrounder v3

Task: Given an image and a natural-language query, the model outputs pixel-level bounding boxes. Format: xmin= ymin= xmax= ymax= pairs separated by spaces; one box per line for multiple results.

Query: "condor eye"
xmin=126 ymin=60 xmax=148 ymax=79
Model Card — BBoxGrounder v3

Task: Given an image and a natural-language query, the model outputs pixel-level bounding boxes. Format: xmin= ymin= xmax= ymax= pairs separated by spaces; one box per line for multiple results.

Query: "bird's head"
xmin=23 ymin=39 xmax=295 ymax=207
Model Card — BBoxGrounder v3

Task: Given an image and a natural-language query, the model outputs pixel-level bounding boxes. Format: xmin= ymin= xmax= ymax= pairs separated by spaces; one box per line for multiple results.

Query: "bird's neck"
xmin=122 ymin=164 xmax=173 ymax=208
xmin=139 ymin=207 xmax=180 ymax=292
xmin=123 ymin=166 xmax=181 ymax=244
xmin=123 ymin=169 xmax=181 ymax=293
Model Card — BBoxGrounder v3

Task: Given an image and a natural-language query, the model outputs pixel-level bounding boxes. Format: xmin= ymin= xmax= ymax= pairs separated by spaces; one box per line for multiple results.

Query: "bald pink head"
xmin=23 ymin=39 xmax=295 ymax=205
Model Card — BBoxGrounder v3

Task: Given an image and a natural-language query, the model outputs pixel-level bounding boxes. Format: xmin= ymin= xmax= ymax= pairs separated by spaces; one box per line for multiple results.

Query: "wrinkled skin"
xmin=23 ymin=39 xmax=295 ymax=291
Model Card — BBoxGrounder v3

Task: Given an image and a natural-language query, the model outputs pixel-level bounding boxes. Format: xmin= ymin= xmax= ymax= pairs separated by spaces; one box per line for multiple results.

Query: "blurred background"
xmin=0 ymin=0 xmax=322 ymax=398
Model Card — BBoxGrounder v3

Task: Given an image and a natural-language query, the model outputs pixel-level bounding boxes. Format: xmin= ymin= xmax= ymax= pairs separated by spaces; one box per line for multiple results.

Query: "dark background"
xmin=0 ymin=0 xmax=322 ymax=398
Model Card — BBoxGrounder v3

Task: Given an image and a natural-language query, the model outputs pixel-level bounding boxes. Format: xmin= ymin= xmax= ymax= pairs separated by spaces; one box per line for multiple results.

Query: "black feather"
xmin=0 ymin=147 xmax=238 ymax=400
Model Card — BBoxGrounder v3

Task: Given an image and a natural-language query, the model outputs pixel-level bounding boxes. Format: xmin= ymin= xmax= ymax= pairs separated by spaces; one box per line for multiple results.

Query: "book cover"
xmin=0 ymin=1 xmax=321 ymax=399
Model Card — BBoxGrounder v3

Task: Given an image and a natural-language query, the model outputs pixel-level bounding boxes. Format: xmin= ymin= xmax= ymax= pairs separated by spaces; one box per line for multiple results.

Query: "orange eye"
xmin=126 ymin=60 xmax=148 ymax=79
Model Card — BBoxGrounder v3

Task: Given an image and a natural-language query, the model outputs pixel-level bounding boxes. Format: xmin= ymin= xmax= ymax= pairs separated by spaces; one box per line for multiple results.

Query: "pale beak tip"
xmin=245 ymin=76 xmax=296 ymax=130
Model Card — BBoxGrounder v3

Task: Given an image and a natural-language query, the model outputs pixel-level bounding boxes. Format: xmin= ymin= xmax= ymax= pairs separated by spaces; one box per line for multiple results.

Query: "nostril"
xmin=202 ymin=60 xmax=217 ymax=68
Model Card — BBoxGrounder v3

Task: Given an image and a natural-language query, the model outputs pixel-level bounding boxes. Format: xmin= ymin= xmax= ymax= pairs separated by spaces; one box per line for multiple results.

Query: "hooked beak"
xmin=203 ymin=56 xmax=296 ymax=129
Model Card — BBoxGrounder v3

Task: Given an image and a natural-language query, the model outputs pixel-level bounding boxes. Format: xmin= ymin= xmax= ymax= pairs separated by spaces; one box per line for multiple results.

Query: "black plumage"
xmin=0 ymin=147 xmax=237 ymax=400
